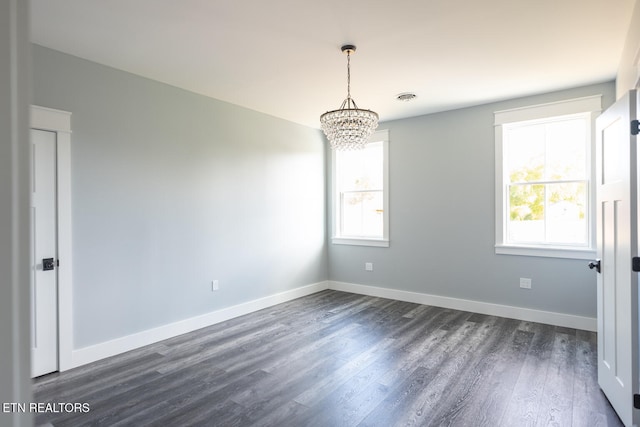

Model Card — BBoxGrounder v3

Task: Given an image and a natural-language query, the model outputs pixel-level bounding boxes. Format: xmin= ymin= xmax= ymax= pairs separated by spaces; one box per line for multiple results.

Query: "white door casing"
xmin=30 ymin=105 xmax=73 ymax=373
xmin=595 ymin=90 xmax=639 ymax=426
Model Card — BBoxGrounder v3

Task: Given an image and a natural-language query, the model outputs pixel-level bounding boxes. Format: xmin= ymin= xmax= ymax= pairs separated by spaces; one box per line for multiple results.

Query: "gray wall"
xmin=32 ymin=45 xmax=328 ymax=349
xmin=328 ymin=82 xmax=616 ymax=318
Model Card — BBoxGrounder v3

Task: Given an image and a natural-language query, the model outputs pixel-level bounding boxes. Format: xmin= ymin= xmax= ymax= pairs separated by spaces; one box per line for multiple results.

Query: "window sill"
xmin=495 ymin=244 xmax=596 ymax=260
xmin=332 ymin=237 xmax=390 ymax=248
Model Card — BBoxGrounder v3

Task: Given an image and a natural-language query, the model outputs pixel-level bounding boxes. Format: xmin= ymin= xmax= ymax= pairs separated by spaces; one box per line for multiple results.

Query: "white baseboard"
xmin=69 ymin=279 xmax=596 ymax=370
xmin=328 ymin=281 xmax=596 ymax=332
xmin=69 ymin=281 xmax=330 ymax=370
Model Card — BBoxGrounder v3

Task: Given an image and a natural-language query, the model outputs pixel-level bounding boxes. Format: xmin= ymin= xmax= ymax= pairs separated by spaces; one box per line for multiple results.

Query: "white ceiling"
xmin=30 ymin=0 xmax=636 ymax=128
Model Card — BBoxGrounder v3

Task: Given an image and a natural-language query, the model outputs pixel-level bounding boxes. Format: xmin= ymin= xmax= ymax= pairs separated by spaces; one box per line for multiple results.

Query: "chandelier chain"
xmin=346 ymin=50 xmax=351 ymax=101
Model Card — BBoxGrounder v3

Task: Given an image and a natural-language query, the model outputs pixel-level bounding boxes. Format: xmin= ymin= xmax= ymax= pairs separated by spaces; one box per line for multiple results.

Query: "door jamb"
xmin=30 ymin=105 xmax=73 ymax=371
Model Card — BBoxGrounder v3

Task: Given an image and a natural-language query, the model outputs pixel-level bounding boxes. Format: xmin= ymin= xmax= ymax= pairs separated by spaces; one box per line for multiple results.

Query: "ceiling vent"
xmin=396 ymin=92 xmax=417 ymax=102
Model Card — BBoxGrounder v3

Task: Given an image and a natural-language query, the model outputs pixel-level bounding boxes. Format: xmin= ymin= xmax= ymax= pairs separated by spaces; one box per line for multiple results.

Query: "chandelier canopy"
xmin=320 ymin=45 xmax=379 ymax=151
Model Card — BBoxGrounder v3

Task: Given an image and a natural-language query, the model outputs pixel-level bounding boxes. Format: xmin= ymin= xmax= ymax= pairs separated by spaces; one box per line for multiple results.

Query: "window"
xmin=332 ymin=129 xmax=389 ymax=247
xmin=495 ymin=96 xmax=601 ymax=259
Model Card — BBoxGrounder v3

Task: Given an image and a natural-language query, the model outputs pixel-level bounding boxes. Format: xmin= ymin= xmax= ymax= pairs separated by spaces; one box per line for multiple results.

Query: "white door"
xmin=31 ymin=128 xmax=59 ymax=377
xmin=595 ymin=90 xmax=639 ymax=426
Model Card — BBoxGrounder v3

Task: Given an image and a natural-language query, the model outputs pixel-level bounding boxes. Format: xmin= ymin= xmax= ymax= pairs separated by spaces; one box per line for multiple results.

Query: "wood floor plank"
xmin=34 ymin=352 xmax=167 ymax=407
xmin=32 ymin=290 xmax=623 ymax=427
xmin=535 ymin=331 xmax=577 ymax=426
xmin=292 ymin=362 xmax=392 ymax=427
xmin=256 ymin=321 xmax=364 ymax=374
xmin=291 ymin=337 xmax=396 ymax=407
xmin=358 ymin=317 xmax=500 ymax=426
xmin=385 ymin=318 xmax=516 ymax=426
xmin=248 ymin=400 xmax=310 ymax=427
xmin=376 ymin=313 xmax=480 ymax=389
xmin=80 ymin=362 xmax=228 ymax=426
xmin=291 ymin=308 xmax=467 ymax=427
xmin=499 ymin=322 xmax=557 ymax=427
xmin=572 ymin=330 xmax=623 ymax=427
xmin=159 ymin=369 xmax=269 ymax=426
xmin=426 ymin=322 xmax=532 ymax=427
xmin=226 ymin=357 xmax=346 ymax=426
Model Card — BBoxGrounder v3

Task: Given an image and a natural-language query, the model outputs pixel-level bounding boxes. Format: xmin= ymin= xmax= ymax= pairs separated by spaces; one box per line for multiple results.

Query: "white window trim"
xmin=332 ymin=129 xmax=390 ymax=247
xmin=494 ymin=95 xmax=601 ymax=259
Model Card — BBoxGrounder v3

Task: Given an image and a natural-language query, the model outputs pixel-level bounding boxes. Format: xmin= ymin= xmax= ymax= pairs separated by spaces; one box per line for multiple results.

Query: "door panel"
xmin=595 ymin=90 xmax=638 ymax=426
xmin=31 ymin=129 xmax=58 ymax=377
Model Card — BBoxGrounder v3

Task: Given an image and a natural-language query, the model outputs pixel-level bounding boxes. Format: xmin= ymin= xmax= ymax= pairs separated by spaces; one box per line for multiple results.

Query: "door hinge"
xmin=633 ymin=257 xmax=640 ymax=272
xmin=57 ymin=259 xmax=60 ymax=267
xmin=635 ymin=394 xmax=640 ymax=409
xmin=633 ymin=119 xmax=640 ymax=136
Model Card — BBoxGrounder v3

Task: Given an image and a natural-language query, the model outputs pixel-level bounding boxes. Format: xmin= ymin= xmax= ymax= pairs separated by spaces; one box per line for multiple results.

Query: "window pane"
xmin=508 ymin=184 xmax=545 ymax=243
xmin=546 ymin=118 xmax=587 ymax=180
xmin=506 ymin=124 xmax=545 ymax=183
xmin=338 ymin=142 xmax=383 ymax=191
xmin=506 ymin=118 xmax=588 ymax=184
xmin=341 ymin=190 xmax=383 ymax=237
xmin=508 ymin=182 xmax=588 ymax=245
xmin=546 ymin=182 xmax=587 ymax=244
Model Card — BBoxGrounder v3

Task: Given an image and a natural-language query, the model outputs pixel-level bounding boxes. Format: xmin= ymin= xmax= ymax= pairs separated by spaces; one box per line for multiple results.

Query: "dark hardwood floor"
xmin=33 ymin=290 xmax=623 ymax=426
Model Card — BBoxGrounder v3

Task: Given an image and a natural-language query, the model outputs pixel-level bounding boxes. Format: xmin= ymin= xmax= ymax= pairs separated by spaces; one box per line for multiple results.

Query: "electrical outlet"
xmin=212 ymin=280 xmax=219 ymax=291
xmin=519 ymin=278 xmax=532 ymax=289
xmin=365 ymin=262 xmax=373 ymax=272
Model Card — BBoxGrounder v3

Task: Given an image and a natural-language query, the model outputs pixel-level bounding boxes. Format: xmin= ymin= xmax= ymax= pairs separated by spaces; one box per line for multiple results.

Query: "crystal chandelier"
xmin=320 ymin=45 xmax=379 ymax=150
